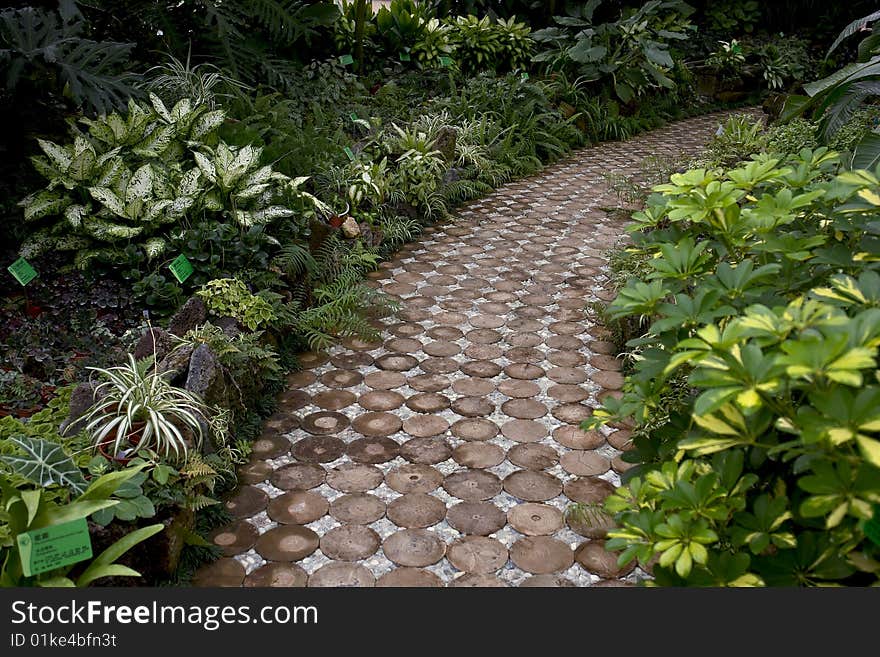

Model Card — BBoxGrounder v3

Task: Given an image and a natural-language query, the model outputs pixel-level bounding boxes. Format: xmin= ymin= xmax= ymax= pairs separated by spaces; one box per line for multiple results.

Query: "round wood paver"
xmin=447 ymin=537 xmax=509 ymax=574
xmin=465 ymin=344 xmax=504 ymax=360
xmin=452 ymin=378 xmax=495 ymax=396
xmin=451 ymin=573 xmax=508 ymax=587
xmin=239 ymin=460 xmax=272 ymax=484
xmin=331 ymin=352 xmax=374 ymax=369
xmin=364 ymin=371 xmax=406 ymax=389
xmin=498 ymin=379 xmax=541 ymax=398
xmin=250 ymin=433 xmax=291 ymax=459
xmin=386 ymin=464 xmax=443 ymax=493
xmin=291 ymin=435 xmax=346 ymax=463
xmin=503 ymin=470 xmax=563 ymax=502
xmin=400 ymin=437 xmax=452 ymax=464
xmin=287 ymin=371 xmax=317 ymax=387
xmin=508 ymin=503 xmax=564 ymax=536
xmin=443 ymin=470 xmax=502 ymax=501
xmin=505 ymin=347 xmax=544 ymax=364
xmin=382 ymin=529 xmax=447 ymax=567
xmin=276 ymin=389 xmax=310 ymax=410
xmin=427 ymin=326 xmax=464 ymax=340
xmin=352 ymin=412 xmax=403 ymax=438
xmin=406 ymin=392 xmax=451 ymax=413
xmin=375 ymin=354 xmax=419 ymax=371
xmin=244 ymin=562 xmax=307 ymax=587
xmin=225 ymin=486 xmax=269 ymax=519
xmin=377 ymin=568 xmax=444 ymax=587
xmin=301 ymin=411 xmax=350 ymax=436
xmin=547 ymin=385 xmax=590 ymax=404
xmin=210 ymin=521 xmax=258 ymax=557
xmin=267 ymin=491 xmax=329 ymax=525
xmin=193 ymin=558 xmax=246 ymax=587
xmin=574 ymin=540 xmax=635 ymax=578
xmin=298 ymin=351 xmax=330 ymax=368
xmin=560 ymin=450 xmax=611 ymax=476
xmin=330 ymin=493 xmax=386 ymax=524
xmin=546 ymin=367 xmax=589 ymax=384
xmin=270 ymin=463 xmax=326 ymax=491
xmin=552 ymin=403 xmax=594 ymax=424
xmin=564 ymin=477 xmax=616 ymax=504
xmin=453 ymin=442 xmax=505 ymax=469
xmin=507 ymin=443 xmax=559 ymax=470
xmin=501 ymin=398 xmax=548 ymax=419
xmin=408 ymin=373 xmax=452 ymax=392
xmin=503 ymin=363 xmax=545 ymax=380
xmin=510 ymin=536 xmax=574 ymax=574
xmin=308 ymin=562 xmax=376 ymax=587
xmin=451 ymin=397 xmax=495 ymax=417
xmin=469 ymin=315 xmax=506 ymax=329
xmin=326 ymin=463 xmax=384 ymax=492
xmin=553 ymin=426 xmax=605 ymax=450
xmin=320 ymin=525 xmax=381 ymax=561
xmin=508 ymin=332 xmax=543 ymax=347
xmin=419 ymin=357 xmax=460 ymax=374
xmin=359 ymin=390 xmax=405 ymax=411
xmin=403 ymin=415 xmax=449 ymax=438
xmin=312 ymin=389 xmax=357 ymax=410
xmin=255 ymin=525 xmax=320 ymax=562
xmin=264 ymin=413 xmax=301 ymax=434
xmin=346 ymin=436 xmax=401 ymax=464
xmin=387 ymin=493 xmax=447 ymax=528
xmin=460 ymin=360 xmax=503 ymax=377
xmin=320 ymin=369 xmax=363 ymax=388
xmin=519 ymin=574 xmax=575 ymax=587
xmin=501 ymin=420 xmax=548 ymax=443
xmin=451 ymin=418 xmax=499 ymax=441
xmin=423 ymin=341 xmax=461 ymax=357
xmin=389 ymin=323 xmax=425 ymax=338
xmin=385 ymin=337 xmax=423 ymax=353
xmin=446 ymin=502 xmax=506 ymax=535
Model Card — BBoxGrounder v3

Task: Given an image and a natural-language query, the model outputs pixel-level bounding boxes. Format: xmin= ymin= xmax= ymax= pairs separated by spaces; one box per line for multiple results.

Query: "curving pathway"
xmin=193 ymin=110 xmax=749 ymax=587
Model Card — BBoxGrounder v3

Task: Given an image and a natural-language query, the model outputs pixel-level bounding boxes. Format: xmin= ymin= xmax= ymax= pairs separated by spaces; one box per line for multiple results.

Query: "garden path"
xmin=193 ymin=109 xmax=752 ymax=587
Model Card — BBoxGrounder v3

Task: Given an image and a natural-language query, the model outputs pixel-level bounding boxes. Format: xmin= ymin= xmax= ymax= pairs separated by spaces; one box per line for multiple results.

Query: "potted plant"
xmin=82 ymin=354 xmax=208 ymax=463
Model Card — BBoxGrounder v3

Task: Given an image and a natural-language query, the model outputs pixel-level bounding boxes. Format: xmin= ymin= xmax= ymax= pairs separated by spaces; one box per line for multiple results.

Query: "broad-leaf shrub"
xmin=592 ymin=149 xmax=880 ymax=586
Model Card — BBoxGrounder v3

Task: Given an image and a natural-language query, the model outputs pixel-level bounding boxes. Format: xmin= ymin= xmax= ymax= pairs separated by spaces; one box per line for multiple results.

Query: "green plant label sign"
xmin=400 ymin=51 xmax=411 ymax=62
xmin=17 ymin=518 xmax=93 ymax=577
xmin=439 ymin=56 xmax=453 ymax=67
xmin=168 ymin=254 xmax=194 ymax=283
xmin=8 ymin=257 xmax=37 ymax=286
xmin=521 ymin=72 xmax=530 ymax=81
xmin=349 ymin=112 xmax=358 ymax=122
xmin=339 ymin=54 xmax=354 ymax=66
xmin=343 ymin=146 xmax=356 ymax=161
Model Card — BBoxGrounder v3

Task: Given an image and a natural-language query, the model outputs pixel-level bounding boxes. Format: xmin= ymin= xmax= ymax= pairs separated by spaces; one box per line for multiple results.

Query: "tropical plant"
xmin=195 ymin=278 xmax=281 ymax=331
xmin=81 ymin=354 xmax=216 ymax=461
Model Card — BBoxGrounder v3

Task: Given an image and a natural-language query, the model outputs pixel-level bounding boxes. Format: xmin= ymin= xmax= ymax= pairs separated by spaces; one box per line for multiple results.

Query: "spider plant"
xmin=82 ymin=354 xmax=207 ymax=461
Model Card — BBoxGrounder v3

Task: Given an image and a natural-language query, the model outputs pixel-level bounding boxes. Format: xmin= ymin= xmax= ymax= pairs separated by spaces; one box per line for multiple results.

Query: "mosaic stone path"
xmin=193 ymin=110 xmax=748 ymax=588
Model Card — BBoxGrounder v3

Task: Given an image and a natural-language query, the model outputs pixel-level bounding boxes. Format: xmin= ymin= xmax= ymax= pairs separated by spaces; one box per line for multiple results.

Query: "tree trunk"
xmin=354 ymin=0 xmax=368 ymax=75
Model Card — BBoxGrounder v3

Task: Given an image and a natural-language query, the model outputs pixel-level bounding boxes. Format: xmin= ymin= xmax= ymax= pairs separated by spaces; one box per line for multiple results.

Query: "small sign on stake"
xmin=343 ymin=146 xmax=356 ymax=162
xmin=17 ymin=518 xmax=93 ymax=577
xmin=8 ymin=257 xmax=37 ymax=286
xmin=400 ymin=51 xmax=411 ymax=62
xmin=168 ymin=254 xmax=194 ymax=283
xmin=339 ymin=54 xmax=354 ymax=66
xmin=350 ymin=112 xmax=359 ymax=122
xmin=521 ymin=72 xmax=530 ymax=81
xmin=439 ymin=56 xmax=453 ymax=68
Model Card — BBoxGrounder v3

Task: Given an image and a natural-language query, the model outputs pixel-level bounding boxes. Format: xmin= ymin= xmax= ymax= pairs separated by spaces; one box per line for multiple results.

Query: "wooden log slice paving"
xmin=427 ymin=325 xmax=464 ymax=340
xmin=552 ymin=403 xmax=593 ymax=424
xmin=255 ymin=525 xmax=319 ymax=562
xmin=508 ymin=332 xmax=543 ymax=348
xmin=501 ymin=420 xmax=548 ymax=443
xmin=407 ymin=373 xmax=452 ymax=392
xmin=507 ymin=444 xmax=559 ymax=471
xmin=453 ymin=442 xmax=505 ymax=469
xmin=244 ymin=563 xmax=308 ymax=587
xmin=443 ymin=470 xmax=502 ymax=501
xmin=403 ymin=415 xmax=449 ymax=438
xmin=510 ymin=536 xmax=574 ymax=574
xmin=346 ymin=436 xmax=401 ymax=464
xmin=469 ymin=315 xmax=505 ymax=329
xmin=547 ymin=384 xmax=590 ymax=403
xmin=548 ymin=351 xmax=587 ymax=368
xmin=270 ymin=463 xmax=326 ymax=491
xmin=312 ymin=390 xmax=356 ymax=411
xmin=509 ymin=318 xmax=543 ymax=332
xmin=287 ymin=370 xmax=316 ymax=387
xmin=389 ymin=323 xmax=425 ymax=338
xmin=331 ymin=352 xmax=374 ymax=369
xmin=385 ymin=464 xmax=443 ymax=493
xmin=352 ymin=412 xmax=403 ymax=438
xmin=451 ymin=378 xmax=495 ymax=396
xmin=503 ymin=470 xmax=563 ymax=502
xmin=546 ymin=367 xmax=588 ymax=384
xmin=465 ymin=344 xmax=503 ymax=360
xmin=498 ymin=379 xmax=541 ymax=398
xmin=386 ymin=493 xmax=447 ymax=528
xmin=460 ymin=360 xmax=503 ymax=378
xmin=250 ymin=433 xmax=291 ymax=459
xmin=547 ymin=335 xmax=583 ymax=350
xmin=406 ymin=392 xmax=451 ymax=413
xmin=508 ymin=503 xmax=564 ymax=536
xmin=364 ymin=371 xmax=406 ymax=390
xmin=358 ymin=390 xmax=405 ymax=411
xmin=375 ymin=354 xmax=419 ymax=372
xmin=419 ymin=357 xmax=460 ymax=374
xmin=308 ymin=562 xmax=375 ymax=587
xmin=451 ymin=397 xmax=494 ymax=417
xmin=574 ymin=540 xmax=635 ymax=578
xmin=590 ymin=354 xmax=622 ymax=371
xmin=210 ymin=521 xmax=258 ymax=557
xmin=319 ymin=369 xmax=363 ymax=389
xmin=451 ymin=418 xmax=498 ymax=441
xmin=560 ymin=450 xmax=611 ymax=476
xmin=385 ymin=337 xmax=423 ymax=353
xmin=319 ymin=525 xmax=381 ymax=561
xmin=423 ymin=341 xmax=461 ymax=357
xmin=298 ymin=351 xmax=330 ymax=368
xmin=327 ymin=492 xmax=385 ymax=524
xmin=503 ymin=363 xmax=545 ymax=380
xmin=193 ymin=558 xmax=245 ymax=587
xmin=267 ymin=491 xmax=329 ymax=525
xmin=606 ymin=429 xmax=633 ymax=450
xmin=591 ymin=370 xmax=625 ymax=390
xmin=341 ymin=337 xmax=382 ymax=352
xmin=265 ymin=412 xmax=301 ymax=434
xmin=377 ymin=568 xmax=444 ymax=587
xmin=382 ymin=529 xmax=447 ymax=567
xmin=238 ymin=460 xmax=272 ymax=485
xmin=501 ymin=398 xmax=548 ymax=419
xmin=451 ymin=573 xmax=508 ymax=587
xmin=553 ymin=426 xmax=605 ymax=450
xmin=519 ymin=574 xmax=575 ymax=587
xmin=446 ymin=502 xmax=506 ymax=536
xmin=505 ymin=347 xmax=544 ymax=364
xmin=301 ymin=411 xmax=350 ymax=436
xmin=225 ymin=486 xmax=269 ymax=519
xmin=566 ymin=504 xmax=616 ymax=539
xmin=326 ymin=463 xmax=384 ymax=492
xmin=563 ymin=477 xmax=616 ymax=505
xmin=400 ymin=437 xmax=452 ymax=464
xmin=291 ymin=435 xmax=346 ymax=463
xmin=447 ymin=537 xmax=509 ymax=574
